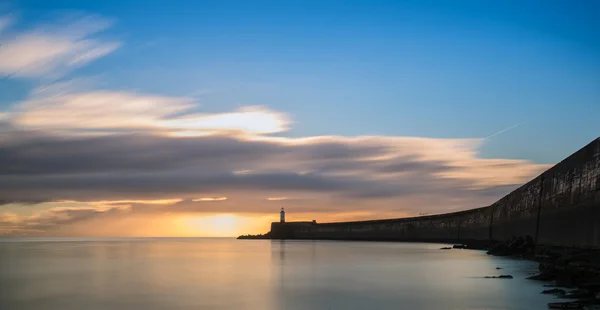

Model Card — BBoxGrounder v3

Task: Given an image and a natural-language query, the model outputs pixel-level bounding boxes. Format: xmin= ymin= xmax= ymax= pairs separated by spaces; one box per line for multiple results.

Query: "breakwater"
xmin=240 ymin=137 xmax=600 ymax=247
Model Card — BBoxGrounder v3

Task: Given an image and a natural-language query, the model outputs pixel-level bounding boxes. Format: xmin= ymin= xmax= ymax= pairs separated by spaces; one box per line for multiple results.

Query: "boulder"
xmin=561 ymin=289 xmax=592 ymax=299
xmin=487 ymin=242 xmax=509 ymax=256
xmin=524 ymin=235 xmax=534 ymax=246
xmin=542 ymin=288 xmax=566 ymax=295
xmin=487 ymin=236 xmax=534 ymax=256
xmin=485 ymin=275 xmax=513 ymax=279
xmin=578 ymin=281 xmax=600 ymax=291
xmin=528 ymin=273 xmax=556 ymax=281
xmin=547 ymin=301 xmax=584 ymax=309
xmin=540 ymin=262 xmax=558 ymax=273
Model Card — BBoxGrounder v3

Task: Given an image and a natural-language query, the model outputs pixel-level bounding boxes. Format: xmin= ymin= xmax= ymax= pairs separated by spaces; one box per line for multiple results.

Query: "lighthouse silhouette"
xmin=280 ymin=207 xmax=285 ymax=223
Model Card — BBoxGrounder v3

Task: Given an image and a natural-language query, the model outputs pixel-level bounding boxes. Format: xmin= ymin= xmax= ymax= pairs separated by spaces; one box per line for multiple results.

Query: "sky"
xmin=0 ymin=0 xmax=598 ymax=237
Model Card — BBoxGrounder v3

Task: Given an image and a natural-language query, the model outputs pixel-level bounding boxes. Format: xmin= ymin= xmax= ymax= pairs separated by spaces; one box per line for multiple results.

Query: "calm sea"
xmin=0 ymin=238 xmax=555 ymax=310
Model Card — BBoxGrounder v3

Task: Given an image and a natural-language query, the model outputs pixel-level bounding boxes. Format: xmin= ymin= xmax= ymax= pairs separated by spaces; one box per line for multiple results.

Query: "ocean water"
xmin=0 ymin=238 xmax=556 ymax=310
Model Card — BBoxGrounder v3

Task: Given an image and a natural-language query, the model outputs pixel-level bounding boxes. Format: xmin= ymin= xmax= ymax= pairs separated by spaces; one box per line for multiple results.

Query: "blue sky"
xmin=2 ymin=0 xmax=599 ymax=163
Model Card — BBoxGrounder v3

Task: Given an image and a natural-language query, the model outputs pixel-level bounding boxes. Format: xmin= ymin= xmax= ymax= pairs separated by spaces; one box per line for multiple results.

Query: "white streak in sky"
xmin=484 ymin=123 xmax=524 ymax=140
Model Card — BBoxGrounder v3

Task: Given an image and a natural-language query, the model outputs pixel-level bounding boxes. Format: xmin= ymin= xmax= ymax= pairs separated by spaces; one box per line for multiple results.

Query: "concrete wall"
xmin=537 ymin=138 xmax=600 ymax=247
xmin=288 ymin=206 xmax=492 ymax=244
xmin=489 ymin=176 xmax=542 ymax=242
xmin=269 ymin=138 xmax=600 ymax=247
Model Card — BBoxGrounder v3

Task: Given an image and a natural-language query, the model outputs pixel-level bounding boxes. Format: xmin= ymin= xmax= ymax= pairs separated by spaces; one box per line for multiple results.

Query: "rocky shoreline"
xmin=237 ymin=233 xmax=270 ymax=239
xmin=481 ymin=236 xmax=600 ymax=309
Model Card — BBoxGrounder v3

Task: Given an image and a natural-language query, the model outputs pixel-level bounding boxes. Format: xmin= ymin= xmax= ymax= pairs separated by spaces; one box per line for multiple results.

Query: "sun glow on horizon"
xmin=266 ymin=197 xmax=289 ymax=201
xmin=192 ymin=197 xmax=228 ymax=202
xmin=181 ymin=214 xmax=270 ymax=237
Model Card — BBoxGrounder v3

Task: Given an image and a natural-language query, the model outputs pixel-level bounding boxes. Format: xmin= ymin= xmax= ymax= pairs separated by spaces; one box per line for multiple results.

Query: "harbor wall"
xmin=266 ymin=138 xmax=600 ymax=247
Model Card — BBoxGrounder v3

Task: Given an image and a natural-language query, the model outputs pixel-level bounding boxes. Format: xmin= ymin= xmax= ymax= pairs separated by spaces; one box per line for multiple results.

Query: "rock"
xmin=485 ymin=275 xmax=513 ymax=279
xmin=540 ymin=262 xmax=558 ymax=274
xmin=453 ymin=244 xmax=467 ymax=249
xmin=569 ymin=261 xmax=593 ymax=268
xmin=508 ymin=236 xmax=525 ymax=249
xmin=439 ymin=247 xmax=452 ymax=250
xmin=569 ymin=252 xmax=600 ymax=263
xmin=517 ymin=236 xmax=535 ymax=253
xmin=542 ymin=288 xmax=566 ymax=295
xmin=547 ymin=301 xmax=584 ymax=309
xmin=561 ymin=289 xmax=592 ymax=299
xmin=543 ymin=247 xmax=566 ymax=259
xmin=555 ymin=269 xmax=578 ymax=287
xmin=579 ymin=281 xmax=600 ymax=291
xmin=528 ymin=273 xmax=557 ymax=281
xmin=487 ymin=236 xmax=535 ymax=256
xmin=489 ymin=242 xmax=600 ymax=302
xmin=524 ymin=235 xmax=534 ymax=246
xmin=487 ymin=242 xmax=509 ymax=256
xmin=536 ymin=254 xmax=554 ymax=260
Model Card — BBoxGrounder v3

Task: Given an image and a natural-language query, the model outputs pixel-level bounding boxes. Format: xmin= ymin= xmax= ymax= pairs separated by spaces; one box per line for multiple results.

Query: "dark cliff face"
xmin=257 ymin=138 xmax=600 ymax=247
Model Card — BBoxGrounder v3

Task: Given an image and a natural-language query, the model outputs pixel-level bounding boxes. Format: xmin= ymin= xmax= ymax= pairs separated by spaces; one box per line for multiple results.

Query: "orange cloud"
xmin=49 ymin=199 xmax=183 ymax=205
xmin=87 ymin=199 xmax=183 ymax=205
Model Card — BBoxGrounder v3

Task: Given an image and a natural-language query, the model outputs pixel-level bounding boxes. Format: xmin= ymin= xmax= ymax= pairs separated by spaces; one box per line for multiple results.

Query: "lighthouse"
xmin=280 ymin=207 xmax=285 ymax=223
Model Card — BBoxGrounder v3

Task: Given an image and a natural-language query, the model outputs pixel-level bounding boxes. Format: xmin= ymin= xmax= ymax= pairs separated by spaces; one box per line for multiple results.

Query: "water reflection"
xmin=0 ymin=238 xmax=554 ymax=310
xmin=279 ymin=240 xmax=286 ymax=263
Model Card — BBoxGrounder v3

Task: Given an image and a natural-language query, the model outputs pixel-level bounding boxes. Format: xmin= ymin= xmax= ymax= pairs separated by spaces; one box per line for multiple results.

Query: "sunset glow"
xmin=192 ymin=197 xmax=228 ymax=202
xmin=181 ymin=214 xmax=269 ymax=237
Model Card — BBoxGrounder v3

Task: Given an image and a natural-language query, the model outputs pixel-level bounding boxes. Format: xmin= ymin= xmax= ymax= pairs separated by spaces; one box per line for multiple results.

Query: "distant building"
xmin=280 ymin=207 xmax=285 ymax=223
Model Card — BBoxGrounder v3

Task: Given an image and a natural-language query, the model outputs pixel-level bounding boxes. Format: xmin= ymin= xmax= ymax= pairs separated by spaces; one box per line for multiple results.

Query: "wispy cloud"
xmin=48 ymin=199 xmax=183 ymax=206
xmin=0 ymin=203 xmax=132 ymax=234
xmin=8 ymin=84 xmax=289 ymax=136
xmin=14 ymin=90 xmax=193 ymax=130
xmin=0 ymin=14 xmax=120 ymax=79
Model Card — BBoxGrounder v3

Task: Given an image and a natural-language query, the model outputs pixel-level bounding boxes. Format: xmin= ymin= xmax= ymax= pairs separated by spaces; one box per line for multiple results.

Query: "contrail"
xmin=484 ymin=122 xmax=524 ymax=140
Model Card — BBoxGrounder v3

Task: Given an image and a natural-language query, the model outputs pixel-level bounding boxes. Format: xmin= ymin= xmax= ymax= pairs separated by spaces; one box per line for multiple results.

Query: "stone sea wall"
xmin=266 ymin=138 xmax=600 ymax=247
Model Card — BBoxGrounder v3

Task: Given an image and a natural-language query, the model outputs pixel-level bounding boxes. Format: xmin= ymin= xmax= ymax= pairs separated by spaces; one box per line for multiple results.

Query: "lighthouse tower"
xmin=280 ymin=207 xmax=285 ymax=223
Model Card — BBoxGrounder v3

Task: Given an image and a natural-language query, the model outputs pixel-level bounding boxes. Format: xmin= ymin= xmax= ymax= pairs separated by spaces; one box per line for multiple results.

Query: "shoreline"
xmin=238 ymin=236 xmax=600 ymax=308
xmin=493 ymin=242 xmax=600 ymax=309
